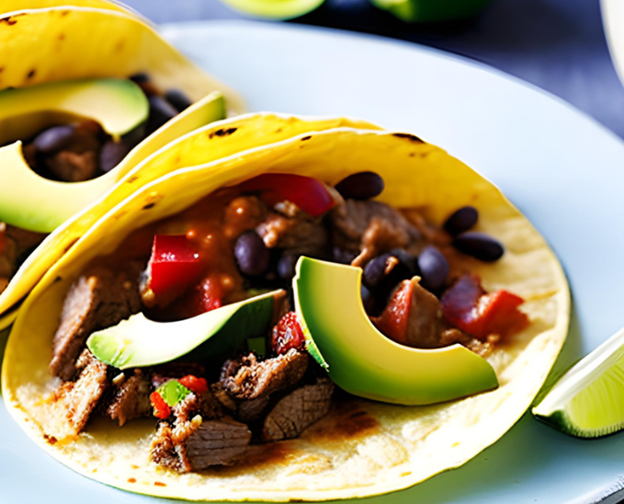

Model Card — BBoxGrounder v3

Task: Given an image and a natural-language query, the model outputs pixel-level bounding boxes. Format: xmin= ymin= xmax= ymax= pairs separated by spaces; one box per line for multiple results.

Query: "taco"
xmin=0 ymin=4 xmax=246 ymax=326
xmin=2 ymin=120 xmax=569 ymax=501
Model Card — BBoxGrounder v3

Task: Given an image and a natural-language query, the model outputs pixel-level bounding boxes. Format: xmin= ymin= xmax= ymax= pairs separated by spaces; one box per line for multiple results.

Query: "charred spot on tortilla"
xmin=53 ymin=276 xmax=62 ymax=284
xmin=0 ymin=14 xmax=24 ymax=26
xmin=26 ymin=69 xmax=36 ymax=80
xmin=61 ymin=10 xmax=70 ymax=17
xmin=301 ymin=136 xmax=312 ymax=141
xmin=127 ymin=478 xmax=136 ymax=483
xmin=393 ymin=133 xmax=424 ymax=143
xmin=210 ymin=127 xmax=238 ymax=139
xmin=126 ymin=176 xmax=139 ymax=184
xmin=44 ymin=434 xmax=58 ymax=445
xmin=305 ymin=401 xmax=380 ymax=441
xmin=143 ymin=203 xmax=156 ymax=210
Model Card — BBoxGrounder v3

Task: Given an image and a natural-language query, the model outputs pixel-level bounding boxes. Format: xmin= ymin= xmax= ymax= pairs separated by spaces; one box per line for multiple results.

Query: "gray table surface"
xmin=123 ymin=0 xmax=624 ymax=140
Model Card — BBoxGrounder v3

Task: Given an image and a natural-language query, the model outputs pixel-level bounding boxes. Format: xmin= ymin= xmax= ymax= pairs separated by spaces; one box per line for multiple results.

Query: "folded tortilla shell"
xmin=3 ymin=123 xmax=569 ymax=501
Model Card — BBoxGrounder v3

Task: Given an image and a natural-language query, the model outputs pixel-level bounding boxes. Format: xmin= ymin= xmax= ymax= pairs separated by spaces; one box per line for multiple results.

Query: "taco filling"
xmin=43 ymin=170 xmax=528 ymax=472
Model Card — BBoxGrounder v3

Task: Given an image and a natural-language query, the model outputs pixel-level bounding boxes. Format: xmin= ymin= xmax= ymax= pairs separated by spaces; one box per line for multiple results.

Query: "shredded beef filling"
xmin=150 ymin=392 xmax=251 ymax=471
xmin=107 ymin=369 xmax=152 ymax=427
xmin=329 ymin=200 xmax=422 ymax=265
xmin=43 ymin=177 xmax=512 ymax=473
xmin=220 ymin=349 xmax=308 ymax=400
xmin=48 ymin=350 xmax=108 ymax=438
xmin=262 ymin=378 xmax=334 ymax=442
xmin=50 ymin=263 xmax=143 ymax=380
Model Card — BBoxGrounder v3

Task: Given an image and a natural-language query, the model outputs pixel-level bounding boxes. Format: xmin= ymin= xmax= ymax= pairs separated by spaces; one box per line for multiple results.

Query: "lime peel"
xmin=533 ymin=326 xmax=624 ymax=438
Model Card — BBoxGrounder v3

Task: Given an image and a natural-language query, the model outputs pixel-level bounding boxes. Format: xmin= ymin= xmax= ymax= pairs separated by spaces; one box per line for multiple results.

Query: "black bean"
xmin=234 ymin=231 xmax=270 ymax=276
xmin=453 ymin=232 xmax=504 ymax=262
xmin=361 ymin=284 xmax=378 ymax=315
xmin=335 ymin=171 xmax=384 ymax=200
xmin=363 ymin=253 xmax=392 ymax=288
xmin=444 ymin=206 xmax=479 ymax=236
xmin=389 ymin=248 xmax=419 ymax=276
xmin=146 ymin=95 xmax=178 ymax=134
xmin=363 ymin=253 xmax=411 ymax=295
xmin=33 ymin=125 xmax=76 ymax=154
xmin=277 ymin=252 xmax=299 ymax=280
xmin=417 ymin=246 xmax=449 ymax=291
xmin=100 ymin=140 xmax=131 ymax=173
xmin=165 ymin=89 xmax=192 ymax=113
xmin=129 ymin=72 xmax=150 ymax=83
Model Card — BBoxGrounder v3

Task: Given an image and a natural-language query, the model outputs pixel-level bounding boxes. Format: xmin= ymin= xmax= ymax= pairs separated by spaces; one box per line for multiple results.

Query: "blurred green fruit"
xmin=370 ymin=0 xmax=493 ymax=23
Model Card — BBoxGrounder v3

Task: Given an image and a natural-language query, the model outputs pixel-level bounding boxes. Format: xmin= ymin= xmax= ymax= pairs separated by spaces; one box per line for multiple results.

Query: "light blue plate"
xmin=3 ymin=20 xmax=624 ymax=504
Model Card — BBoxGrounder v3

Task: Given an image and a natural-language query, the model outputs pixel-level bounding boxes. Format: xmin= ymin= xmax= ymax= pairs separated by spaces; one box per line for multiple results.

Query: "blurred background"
xmin=123 ymin=0 xmax=624 ymax=139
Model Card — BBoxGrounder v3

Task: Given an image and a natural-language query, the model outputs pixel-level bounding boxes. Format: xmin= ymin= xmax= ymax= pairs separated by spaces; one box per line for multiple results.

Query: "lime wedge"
xmin=218 ymin=0 xmax=325 ymax=19
xmin=370 ymin=0 xmax=492 ymax=23
xmin=532 ymin=327 xmax=624 ymax=438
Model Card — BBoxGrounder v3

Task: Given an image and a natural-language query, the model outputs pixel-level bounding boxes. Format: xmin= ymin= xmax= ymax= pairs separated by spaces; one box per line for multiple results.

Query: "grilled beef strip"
xmin=48 ymin=349 xmax=109 ymax=438
xmin=107 ymin=369 xmax=152 ymax=426
xmin=150 ymin=392 xmax=251 ymax=472
xmin=256 ymin=210 xmax=330 ymax=258
xmin=262 ymin=378 xmax=335 ymax=442
xmin=220 ymin=349 xmax=308 ymax=400
xmin=329 ymin=199 xmax=422 ymax=266
xmin=50 ymin=263 xmax=143 ymax=381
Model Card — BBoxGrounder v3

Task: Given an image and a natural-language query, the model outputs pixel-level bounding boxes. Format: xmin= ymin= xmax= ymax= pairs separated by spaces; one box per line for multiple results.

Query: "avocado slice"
xmin=87 ymin=290 xmax=281 ymax=370
xmin=0 ymin=91 xmax=225 ymax=233
xmin=0 ymin=78 xmax=148 ymax=144
xmin=293 ymin=257 xmax=498 ymax=405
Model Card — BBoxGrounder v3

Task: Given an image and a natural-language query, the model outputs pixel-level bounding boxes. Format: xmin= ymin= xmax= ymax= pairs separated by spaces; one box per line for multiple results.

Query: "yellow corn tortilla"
xmin=0 ymin=114 xmax=378 ymax=329
xmin=0 ymin=0 xmax=137 ymax=16
xmin=0 ymin=6 xmax=243 ymax=112
xmin=2 ymin=123 xmax=569 ymax=500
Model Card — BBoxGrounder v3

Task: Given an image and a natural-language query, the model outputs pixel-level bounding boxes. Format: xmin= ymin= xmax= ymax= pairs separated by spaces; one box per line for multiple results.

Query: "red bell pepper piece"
xmin=370 ymin=280 xmax=413 ymax=344
xmin=178 ymin=375 xmax=209 ymax=395
xmin=148 ymin=235 xmax=202 ymax=296
xmin=441 ymin=275 xmax=528 ymax=340
xmin=150 ymin=391 xmax=171 ymax=419
xmin=239 ymin=173 xmax=337 ymax=217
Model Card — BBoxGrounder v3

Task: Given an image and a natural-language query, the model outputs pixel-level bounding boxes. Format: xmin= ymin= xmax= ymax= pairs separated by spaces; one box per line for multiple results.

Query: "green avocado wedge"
xmin=370 ymin=0 xmax=493 ymax=23
xmin=0 ymin=91 xmax=225 ymax=233
xmin=87 ymin=290 xmax=282 ymax=370
xmin=0 ymin=78 xmax=148 ymax=143
xmin=293 ymin=257 xmax=498 ymax=405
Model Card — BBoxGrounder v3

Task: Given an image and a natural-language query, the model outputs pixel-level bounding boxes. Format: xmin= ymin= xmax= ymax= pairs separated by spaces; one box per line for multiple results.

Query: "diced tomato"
xmin=178 ymin=375 xmax=208 ymax=395
xmin=193 ymin=275 xmax=223 ymax=314
xmin=148 ymin=235 xmax=202 ymax=295
xmin=239 ymin=174 xmax=337 ymax=217
xmin=271 ymin=311 xmax=305 ymax=354
xmin=370 ymin=280 xmax=413 ymax=344
xmin=441 ymin=275 xmax=529 ymax=340
xmin=150 ymin=391 xmax=171 ymax=419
